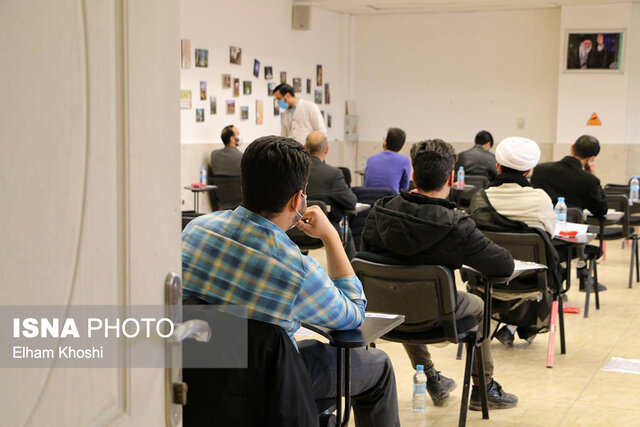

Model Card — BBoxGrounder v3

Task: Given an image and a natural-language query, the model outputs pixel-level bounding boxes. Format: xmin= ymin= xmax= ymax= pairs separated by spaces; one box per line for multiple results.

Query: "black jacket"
xmin=455 ymin=145 xmax=498 ymax=181
xmin=307 ymin=156 xmax=357 ymax=222
xmin=360 ymin=192 xmax=514 ymax=277
xmin=531 ymin=156 xmax=607 ymax=217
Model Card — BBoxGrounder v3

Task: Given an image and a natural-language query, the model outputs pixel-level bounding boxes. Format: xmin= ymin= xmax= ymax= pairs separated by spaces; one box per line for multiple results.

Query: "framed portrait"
xmin=280 ymin=71 xmax=287 ymax=84
xmin=273 ymin=98 xmax=280 ymax=116
xmin=181 ymin=39 xmax=191 ymax=69
xmin=314 ymin=89 xmax=322 ymax=104
xmin=222 ymin=74 xmax=231 ymax=89
xmin=243 ymin=81 xmax=252 ymax=95
xmin=233 ymin=78 xmax=240 ymax=97
xmin=209 ymin=96 xmax=217 ymax=115
xmin=306 ymin=79 xmax=311 ymax=94
xmin=564 ymin=30 xmax=624 ymax=72
xmin=195 ymin=49 xmax=208 ymax=67
xmin=195 ymin=108 xmax=204 ymax=123
xmin=226 ymin=100 xmax=236 ymax=115
xmin=240 ymin=106 xmax=249 ymax=120
xmin=253 ymin=59 xmax=260 ymax=78
xmin=180 ymin=90 xmax=191 ymax=109
xmin=316 ymin=65 xmax=323 ymax=86
xmin=264 ymin=66 xmax=273 ymax=80
xmin=256 ymin=100 xmax=264 ymax=125
xmin=324 ymin=83 xmax=330 ymax=104
xmin=230 ymin=46 xmax=242 ymax=65
xmin=267 ymin=82 xmax=275 ymax=96
xmin=292 ymin=78 xmax=302 ymax=93
xmin=200 ymin=81 xmax=207 ymax=100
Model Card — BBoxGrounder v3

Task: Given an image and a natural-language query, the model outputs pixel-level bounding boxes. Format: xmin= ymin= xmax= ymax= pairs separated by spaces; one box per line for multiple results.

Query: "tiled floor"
xmin=308 ymin=240 xmax=640 ymax=426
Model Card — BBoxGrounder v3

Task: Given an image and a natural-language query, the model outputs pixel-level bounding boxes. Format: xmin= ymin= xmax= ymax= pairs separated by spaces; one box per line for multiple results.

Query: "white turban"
xmin=495 ymin=137 xmax=541 ymax=172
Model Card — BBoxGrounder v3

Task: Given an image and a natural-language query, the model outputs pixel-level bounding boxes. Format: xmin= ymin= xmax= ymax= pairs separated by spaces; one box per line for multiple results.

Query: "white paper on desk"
xmin=294 ymin=326 xmax=317 ymax=338
xmin=554 ymin=222 xmax=589 ymax=237
xmin=356 ymin=202 xmax=370 ymax=209
xmin=584 ymin=208 xmax=618 ymax=217
xmin=513 ymin=260 xmax=547 ymax=271
xmin=365 ymin=312 xmax=398 ymax=319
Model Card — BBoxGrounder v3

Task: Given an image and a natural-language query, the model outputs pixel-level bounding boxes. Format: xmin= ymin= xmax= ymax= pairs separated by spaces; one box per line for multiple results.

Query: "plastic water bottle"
xmin=200 ymin=165 xmax=207 ymax=185
xmin=630 ymin=175 xmax=639 ymax=204
xmin=457 ymin=166 xmax=465 ymax=189
xmin=555 ymin=197 xmax=567 ymax=227
xmin=361 ymin=156 xmax=368 ymax=172
xmin=412 ymin=364 xmax=427 ymax=412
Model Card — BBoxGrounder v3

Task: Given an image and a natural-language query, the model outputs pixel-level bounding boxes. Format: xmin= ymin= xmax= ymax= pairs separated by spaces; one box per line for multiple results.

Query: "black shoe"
xmin=579 ymin=277 xmax=607 ymax=292
xmin=494 ymin=326 xmax=514 ymax=346
xmin=470 ymin=379 xmax=518 ymax=411
xmin=426 ymin=371 xmax=457 ymax=406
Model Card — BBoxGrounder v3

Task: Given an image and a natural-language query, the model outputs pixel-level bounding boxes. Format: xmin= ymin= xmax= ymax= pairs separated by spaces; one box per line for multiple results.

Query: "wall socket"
xmin=516 ymin=117 xmax=525 ymax=129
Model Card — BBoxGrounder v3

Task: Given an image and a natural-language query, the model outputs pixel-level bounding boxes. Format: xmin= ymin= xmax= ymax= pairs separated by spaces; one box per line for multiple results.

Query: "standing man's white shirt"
xmin=281 ymin=99 xmax=326 ymax=144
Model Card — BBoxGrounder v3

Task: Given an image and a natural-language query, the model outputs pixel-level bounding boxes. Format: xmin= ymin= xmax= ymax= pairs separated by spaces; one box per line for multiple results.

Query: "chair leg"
xmin=558 ymin=293 xmax=566 ymax=355
xmin=456 ymin=342 xmax=464 ymax=360
xmin=635 ymin=237 xmax=639 ymax=283
xmin=474 ymin=336 xmax=489 ymax=420
xmin=593 ymin=257 xmax=600 ymax=311
xmin=490 ymin=321 xmax=501 ymax=341
xmin=458 ymin=339 xmax=475 ymax=427
xmin=583 ymin=259 xmax=592 ymax=318
xmin=630 ymin=237 xmax=635 ymax=289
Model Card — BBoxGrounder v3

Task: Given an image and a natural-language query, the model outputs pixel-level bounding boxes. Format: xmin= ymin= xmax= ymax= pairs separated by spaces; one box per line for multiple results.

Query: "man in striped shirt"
xmin=182 ymin=135 xmax=399 ymax=426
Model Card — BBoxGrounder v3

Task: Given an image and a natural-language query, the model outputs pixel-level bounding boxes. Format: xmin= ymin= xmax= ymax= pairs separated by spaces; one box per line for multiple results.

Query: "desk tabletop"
xmin=462 ymin=260 xmax=547 ymax=284
xmin=553 ymin=233 xmax=597 ymax=245
xmin=585 ymin=209 xmax=624 ymax=224
xmin=301 ymin=313 xmax=405 ymax=348
xmin=184 ymin=185 xmax=217 ymax=192
xmin=451 ymin=183 xmax=476 ymax=192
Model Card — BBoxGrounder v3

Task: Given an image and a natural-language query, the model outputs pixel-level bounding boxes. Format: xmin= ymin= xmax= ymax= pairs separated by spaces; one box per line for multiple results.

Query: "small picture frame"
xmin=564 ymin=30 xmax=624 ymax=72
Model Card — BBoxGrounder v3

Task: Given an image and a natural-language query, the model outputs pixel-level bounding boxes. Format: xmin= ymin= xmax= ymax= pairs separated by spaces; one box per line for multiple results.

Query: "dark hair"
xmin=221 ymin=125 xmax=235 ymax=145
xmin=385 ymin=128 xmax=406 ymax=152
xmin=410 ymin=139 xmax=456 ymax=192
xmin=241 ymin=136 xmax=310 ymax=215
xmin=500 ymin=166 xmax=528 ymax=175
xmin=573 ymin=135 xmax=600 ymax=158
xmin=273 ymin=83 xmax=294 ymax=97
xmin=475 ymin=130 xmax=494 ymax=147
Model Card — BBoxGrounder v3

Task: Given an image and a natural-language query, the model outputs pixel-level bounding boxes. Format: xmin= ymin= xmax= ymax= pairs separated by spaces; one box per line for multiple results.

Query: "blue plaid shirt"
xmin=182 ymin=206 xmax=366 ymax=341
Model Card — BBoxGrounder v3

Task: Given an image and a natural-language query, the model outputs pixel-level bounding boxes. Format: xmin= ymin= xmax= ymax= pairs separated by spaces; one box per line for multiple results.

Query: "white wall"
xmin=351 ymin=8 xmax=561 ymax=144
xmin=180 ymin=0 xmax=349 ymax=145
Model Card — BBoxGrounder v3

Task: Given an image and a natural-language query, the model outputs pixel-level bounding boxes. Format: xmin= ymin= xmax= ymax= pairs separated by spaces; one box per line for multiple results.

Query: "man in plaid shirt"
xmin=182 ymin=136 xmax=399 ymax=426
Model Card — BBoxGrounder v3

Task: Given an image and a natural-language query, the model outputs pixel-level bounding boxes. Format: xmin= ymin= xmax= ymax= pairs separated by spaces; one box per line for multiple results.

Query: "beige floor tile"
xmin=561 ymin=403 xmax=640 ymax=426
xmin=574 ymin=383 xmax=640 ymax=410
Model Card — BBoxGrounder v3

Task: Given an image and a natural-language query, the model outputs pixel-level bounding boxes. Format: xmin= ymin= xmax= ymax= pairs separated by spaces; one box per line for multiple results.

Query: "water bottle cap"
xmin=416 ymin=364 xmax=424 ymax=370
xmin=634 ymin=175 xmax=638 ymax=179
xmin=458 ymin=166 xmax=464 ymax=170
xmin=558 ymin=197 xmax=565 ymax=201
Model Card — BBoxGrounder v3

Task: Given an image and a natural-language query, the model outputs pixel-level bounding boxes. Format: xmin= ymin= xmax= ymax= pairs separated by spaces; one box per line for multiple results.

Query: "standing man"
xmin=364 ymin=127 xmax=411 ymax=193
xmin=455 ymin=130 xmax=498 ymax=181
xmin=210 ymin=124 xmax=242 ymax=176
xmin=274 ymin=83 xmax=326 ymax=144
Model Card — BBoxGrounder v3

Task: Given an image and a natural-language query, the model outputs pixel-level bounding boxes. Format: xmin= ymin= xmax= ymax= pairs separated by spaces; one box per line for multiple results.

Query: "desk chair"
xmin=207 ymin=174 xmax=242 ymax=210
xmin=604 ymin=184 xmax=640 ymax=250
xmin=457 ymin=175 xmax=489 ymax=209
xmin=286 ymin=200 xmax=329 ymax=254
xmin=182 ymin=297 xmax=334 ymax=427
xmin=350 ymin=186 xmax=397 ymax=251
xmin=466 ymin=232 xmax=563 ymax=356
xmin=352 ymin=252 xmax=490 ymax=427
xmin=601 ymin=194 xmax=638 ymax=288
xmin=181 ymin=211 xmax=204 ymax=231
xmin=338 ymin=167 xmax=352 ymax=188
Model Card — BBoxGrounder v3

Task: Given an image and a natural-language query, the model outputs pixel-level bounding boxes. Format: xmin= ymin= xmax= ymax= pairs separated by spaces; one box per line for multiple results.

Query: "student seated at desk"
xmin=361 ymin=139 xmax=518 ymax=411
xmin=469 ymin=137 xmax=556 ymax=345
xmin=364 ymin=127 xmax=411 ymax=193
xmin=455 ymin=130 xmax=498 ymax=181
xmin=211 ymin=124 xmax=243 ymax=176
xmin=182 ymin=136 xmax=399 ymax=427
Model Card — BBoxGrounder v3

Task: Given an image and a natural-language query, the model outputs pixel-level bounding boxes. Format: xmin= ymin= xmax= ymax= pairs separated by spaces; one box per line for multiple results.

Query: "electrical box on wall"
xmin=345 ymin=115 xmax=358 ymax=142
xmin=292 ymin=6 xmax=311 ymax=31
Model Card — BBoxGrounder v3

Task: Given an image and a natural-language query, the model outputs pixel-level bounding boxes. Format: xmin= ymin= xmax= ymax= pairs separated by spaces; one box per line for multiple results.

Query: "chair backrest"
xmin=286 ymin=200 xmax=328 ymax=251
xmin=604 ymin=183 xmax=629 ymax=195
xmin=349 ymin=187 xmax=397 ymax=251
xmin=464 ymin=174 xmax=490 ymax=189
xmin=481 ymin=231 xmax=548 ymax=292
xmin=338 ymin=167 xmax=352 ymax=187
xmin=209 ymin=175 xmax=242 ymax=210
xmin=352 ymin=253 xmax=459 ymax=342
xmin=182 ymin=211 xmax=204 ymax=230
xmin=605 ymin=193 xmax=631 ymax=236
xmin=566 ymin=207 xmax=583 ymax=224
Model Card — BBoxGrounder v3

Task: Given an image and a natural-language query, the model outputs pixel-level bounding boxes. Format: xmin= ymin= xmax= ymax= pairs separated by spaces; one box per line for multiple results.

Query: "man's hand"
xmin=296 ymin=205 xmax=339 ymax=242
xmin=585 ymin=159 xmax=597 ymax=175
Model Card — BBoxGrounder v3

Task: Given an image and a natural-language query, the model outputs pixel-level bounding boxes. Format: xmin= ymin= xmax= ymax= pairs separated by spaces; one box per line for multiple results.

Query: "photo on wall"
xmin=292 ymin=78 xmax=302 ymax=93
xmin=264 ymin=66 xmax=273 ymax=80
xmin=200 ymin=81 xmax=207 ymax=100
xmin=180 ymin=90 xmax=192 ymax=109
xmin=253 ymin=59 xmax=260 ymax=78
xmin=226 ymin=100 xmax=236 ymax=114
xmin=327 ymin=114 xmax=332 ymax=128
xmin=267 ymin=82 xmax=275 ymax=96
xmin=565 ymin=31 xmax=623 ymax=71
xmin=314 ymin=89 xmax=322 ymax=104
xmin=233 ymin=78 xmax=240 ymax=97
xmin=280 ymin=71 xmax=287 ymax=84
xmin=210 ymin=96 xmax=217 ymax=114
xmin=324 ymin=83 xmax=330 ymax=104
xmin=181 ymin=39 xmax=191 ymax=69
xmin=256 ymin=100 xmax=264 ymax=125
xmin=195 ymin=49 xmax=208 ymax=67
xmin=306 ymin=79 xmax=311 ymax=94
xmin=240 ymin=106 xmax=249 ymax=120
xmin=316 ymin=65 xmax=323 ymax=86
xmin=243 ymin=81 xmax=252 ymax=95
xmin=273 ymin=98 xmax=280 ymax=116
xmin=230 ymin=46 xmax=242 ymax=65
xmin=222 ymin=74 xmax=231 ymax=88
xmin=196 ymin=108 xmax=204 ymax=122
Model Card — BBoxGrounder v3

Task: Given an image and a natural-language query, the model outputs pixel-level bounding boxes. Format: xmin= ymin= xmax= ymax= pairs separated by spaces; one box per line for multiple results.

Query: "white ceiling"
xmin=294 ymin=0 xmax=638 ymax=15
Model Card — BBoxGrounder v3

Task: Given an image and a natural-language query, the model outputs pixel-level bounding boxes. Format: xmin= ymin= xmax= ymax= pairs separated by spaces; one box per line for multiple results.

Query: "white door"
xmin=0 ymin=0 xmax=181 ymax=425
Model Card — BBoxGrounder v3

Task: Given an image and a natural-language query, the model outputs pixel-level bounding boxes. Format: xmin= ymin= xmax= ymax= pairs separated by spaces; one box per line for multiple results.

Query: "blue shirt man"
xmin=364 ymin=127 xmax=411 ymax=192
xmin=182 ymin=136 xmax=400 ymax=426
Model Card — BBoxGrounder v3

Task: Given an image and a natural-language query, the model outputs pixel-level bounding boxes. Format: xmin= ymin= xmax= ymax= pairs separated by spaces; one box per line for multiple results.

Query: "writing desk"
xmin=302 ymin=313 xmax=405 ymax=427
xmin=585 ymin=210 xmax=624 ymax=254
xmin=183 ymin=185 xmax=217 ymax=214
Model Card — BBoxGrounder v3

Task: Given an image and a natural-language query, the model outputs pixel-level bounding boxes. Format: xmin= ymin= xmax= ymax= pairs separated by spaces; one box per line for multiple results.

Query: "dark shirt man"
xmin=532 ymin=135 xmax=607 ymax=217
xmin=364 ymin=127 xmax=411 ymax=192
xmin=361 ymin=138 xmax=518 ymax=411
xmin=455 ymin=130 xmax=498 ymax=180
xmin=210 ymin=125 xmax=243 ymax=176
xmin=305 ymin=131 xmax=358 ymax=257
xmin=183 ymin=136 xmax=399 ymax=426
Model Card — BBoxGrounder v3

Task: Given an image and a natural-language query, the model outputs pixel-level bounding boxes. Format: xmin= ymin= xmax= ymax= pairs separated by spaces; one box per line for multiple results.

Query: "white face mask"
xmin=287 ymin=192 xmax=307 ymax=231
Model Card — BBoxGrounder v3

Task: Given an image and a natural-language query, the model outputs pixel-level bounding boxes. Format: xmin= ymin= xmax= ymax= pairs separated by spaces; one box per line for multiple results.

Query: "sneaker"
xmin=426 ymin=371 xmax=457 ymax=406
xmin=470 ymin=379 xmax=518 ymax=411
xmin=494 ymin=326 xmax=514 ymax=346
